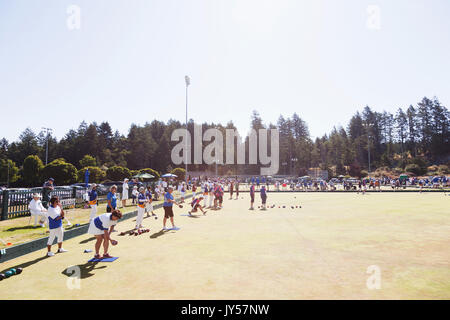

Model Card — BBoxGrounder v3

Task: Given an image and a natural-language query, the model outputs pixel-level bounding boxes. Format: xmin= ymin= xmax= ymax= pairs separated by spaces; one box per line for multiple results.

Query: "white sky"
xmin=0 ymin=0 xmax=449 ymax=142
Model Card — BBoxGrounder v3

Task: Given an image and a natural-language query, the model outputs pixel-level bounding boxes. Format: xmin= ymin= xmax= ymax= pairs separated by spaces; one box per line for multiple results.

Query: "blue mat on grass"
xmin=88 ymin=257 xmax=119 ymax=262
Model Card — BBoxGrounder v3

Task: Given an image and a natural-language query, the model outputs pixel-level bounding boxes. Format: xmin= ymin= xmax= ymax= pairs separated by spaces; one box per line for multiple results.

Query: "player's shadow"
xmin=149 ymin=230 xmax=175 ymax=239
xmin=0 ymin=255 xmax=48 ymax=274
xmin=61 ymin=262 xmax=106 ymax=280
xmin=79 ymin=237 xmax=96 ymax=244
xmin=6 ymin=225 xmax=42 ymax=232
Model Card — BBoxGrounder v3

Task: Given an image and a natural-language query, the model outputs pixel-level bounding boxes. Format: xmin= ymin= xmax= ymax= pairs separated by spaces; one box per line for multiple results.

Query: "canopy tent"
xmin=132 ymin=173 xmax=155 ymax=179
xmin=161 ymin=173 xmax=177 ymax=178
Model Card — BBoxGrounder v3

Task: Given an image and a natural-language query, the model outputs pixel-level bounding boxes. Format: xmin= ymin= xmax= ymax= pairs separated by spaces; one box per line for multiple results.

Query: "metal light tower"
xmin=42 ymin=127 xmax=53 ymax=165
xmin=185 ymin=76 xmax=190 ymax=185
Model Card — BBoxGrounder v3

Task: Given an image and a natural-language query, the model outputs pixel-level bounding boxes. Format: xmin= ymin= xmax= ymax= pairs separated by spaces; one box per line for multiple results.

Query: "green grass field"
xmin=0 ymin=192 xmax=449 ymax=299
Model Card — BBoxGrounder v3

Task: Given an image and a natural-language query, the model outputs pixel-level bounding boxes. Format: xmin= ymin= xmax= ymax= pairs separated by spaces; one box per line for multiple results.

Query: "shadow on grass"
xmin=61 ymin=262 xmax=107 ymax=280
xmin=1 ymin=255 xmax=48 ymax=274
xmin=79 ymin=237 xmax=96 ymax=244
xmin=5 ymin=225 xmax=44 ymax=232
xmin=149 ymin=229 xmax=176 ymax=239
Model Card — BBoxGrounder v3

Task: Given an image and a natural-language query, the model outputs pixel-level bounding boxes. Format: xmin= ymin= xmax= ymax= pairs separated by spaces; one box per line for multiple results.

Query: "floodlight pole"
xmin=42 ymin=127 xmax=53 ymax=165
xmin=185 ymin=76 xmax=190 ymax=186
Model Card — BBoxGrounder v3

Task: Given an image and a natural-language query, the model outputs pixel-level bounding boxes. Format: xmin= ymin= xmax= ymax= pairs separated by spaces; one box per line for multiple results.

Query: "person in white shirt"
xmin=122 ymin=178 xmax=129 ymax=207
xmin=88 ymin=210 xmax=122 ymax=259
xmin=136 ymin=187 xmax=147 ymax=230
xmin=46 ymin=196 xmax=68 ymax=256
xmin=28 ymin=193 xmax=47 ymax=227
xmin=132 ymin=186 xmax=139 ymax=204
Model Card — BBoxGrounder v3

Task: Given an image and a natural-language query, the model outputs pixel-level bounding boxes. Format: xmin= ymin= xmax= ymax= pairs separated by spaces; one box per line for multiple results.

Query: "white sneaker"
xmin=47 ymin=251 xmax=55 ymax=257
xmin=57 ymin=248 xmax=68 ymax=253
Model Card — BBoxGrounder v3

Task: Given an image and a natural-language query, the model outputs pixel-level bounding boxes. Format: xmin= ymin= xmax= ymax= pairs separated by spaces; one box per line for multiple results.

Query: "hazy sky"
xmin=1 ymin=0 xmax=449 ymax=142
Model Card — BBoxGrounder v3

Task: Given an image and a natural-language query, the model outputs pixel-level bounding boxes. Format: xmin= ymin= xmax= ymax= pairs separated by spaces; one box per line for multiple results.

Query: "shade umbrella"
xmin=132 ymin=173 xmax=155 ymax=179
xmin=161 ymin=173 xmax=177 ymax=178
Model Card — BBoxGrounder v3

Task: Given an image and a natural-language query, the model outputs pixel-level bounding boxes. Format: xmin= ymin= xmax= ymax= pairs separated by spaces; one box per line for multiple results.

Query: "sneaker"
xmin=58 ymin=248 xmax=68 ymax=253
xmin=94 ymin=254 xmax=102 ymax=259
xmin=163 ymin=227 xmax=169 ymax=231
xmin=47 ymin=251 xmax=55 ymax=257
xmin=102 ymin=253 xmax=114 ymax=259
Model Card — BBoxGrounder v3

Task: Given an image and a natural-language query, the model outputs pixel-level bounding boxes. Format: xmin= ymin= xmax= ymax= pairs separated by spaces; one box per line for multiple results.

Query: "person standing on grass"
xmin=162 ymin=186 xmax=181 ymax=230
xmin=88 ymin=209 xmax=122 ymax=260
xmin=260 ymin=185 xmax=267 ymax=210
xmin=107 ymin=185 xmax=118 ymax=213
xmin=145 ymin=186 xmax=156 ymax=217
xmin=122 ymin=178 xmax=129 ymax=207
xmin=88 ymin=184 xmax=98 ymax=221
xmin=192 ymin=182 xmax=197 ymax=198
xmin=135 ymin=187 xmax=146 ymax=230
xmin=249 ymin=183 xmax=255 ymax=210
xmin=42 ymin=178 xmax=55 ymax=209
xmin=202 ymin=182 xmax=209 ymax=207
xmin=229 ymin=180 xmax=234 ymax=200
xmin=46 ymin=196 xmax=68 ymax=257
xmin=208 ymin=181 xmax=214 ymax=208
xmin=29 ymin=193 xmax=47 ymax=227
xmin=131 ymin=186 xmax=138 ymax=205
xmin=179 ymin=182 xmax=186 ymax=203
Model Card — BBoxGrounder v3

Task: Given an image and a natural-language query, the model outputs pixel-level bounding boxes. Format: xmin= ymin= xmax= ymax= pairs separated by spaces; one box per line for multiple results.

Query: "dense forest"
xmin=0 ymin=96 xmax=449 ymax=187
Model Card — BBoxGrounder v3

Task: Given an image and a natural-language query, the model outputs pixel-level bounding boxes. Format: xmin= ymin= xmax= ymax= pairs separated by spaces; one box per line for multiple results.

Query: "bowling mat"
xmin=166 ymin=227 xmax=181 ymax=231
xmin=88 ymin=257 xmax=119 ymax=262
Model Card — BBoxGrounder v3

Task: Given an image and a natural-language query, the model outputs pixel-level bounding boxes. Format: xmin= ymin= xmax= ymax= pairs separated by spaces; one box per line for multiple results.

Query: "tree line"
xmin=0 ymin=96 xmax=448 ymax=187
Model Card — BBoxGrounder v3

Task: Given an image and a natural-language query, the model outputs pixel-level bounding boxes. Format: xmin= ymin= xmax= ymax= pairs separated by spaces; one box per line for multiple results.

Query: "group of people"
xmin=25 ymin=173 xmax=280 ymax=261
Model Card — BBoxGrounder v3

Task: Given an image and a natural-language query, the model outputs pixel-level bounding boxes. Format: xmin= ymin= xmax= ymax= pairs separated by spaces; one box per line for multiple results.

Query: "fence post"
xmin=1 ymin=190 xmax=9 ymax=221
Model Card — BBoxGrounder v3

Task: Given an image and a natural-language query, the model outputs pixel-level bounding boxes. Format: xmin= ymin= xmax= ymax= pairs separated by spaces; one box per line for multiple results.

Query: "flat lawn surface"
xmin=0 ymin=192 xmax=449 ymax=299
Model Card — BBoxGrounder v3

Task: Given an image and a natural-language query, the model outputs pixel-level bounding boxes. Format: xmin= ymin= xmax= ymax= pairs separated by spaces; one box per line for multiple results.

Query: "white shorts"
xmin=47 ymin=227 xmax=64 ymax=245
xmin=122 ymin=192 xmax=129 ymax=200
xmin=145 ymin=203 xmax=154 ymax=212
xmin=87 ymin=219 xmax=106 ymax=236
xmin=181 ymin=192 xmax=185 ymax=198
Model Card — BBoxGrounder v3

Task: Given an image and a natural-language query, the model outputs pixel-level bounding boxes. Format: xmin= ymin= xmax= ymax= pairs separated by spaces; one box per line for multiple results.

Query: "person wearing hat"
xmin=145 ymin=186 xmax=156 ymax=218
xmin=122 ymin=178 xmax=129 ymax=207
xmin=163 ymin=186 xmax=181 ymax=230
xmin=42 ymin=178 xmax=55 ymax=209
xmin=46 ymin=196 xmax=68 ymax=256
xmin=88 ymin=184 xmax=98 ymax=221
xmin=135 ymin=187 xmax=147 ymax=230
xmin=132 ymin=185 xmax=139 ymax=205
xmin=28 ymin=193 xmax=47 ymax=227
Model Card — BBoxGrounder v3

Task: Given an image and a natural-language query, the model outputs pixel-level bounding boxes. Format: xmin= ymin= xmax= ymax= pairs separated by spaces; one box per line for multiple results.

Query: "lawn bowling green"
xmin=0 ymin=192 xmax=448 ymax=299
